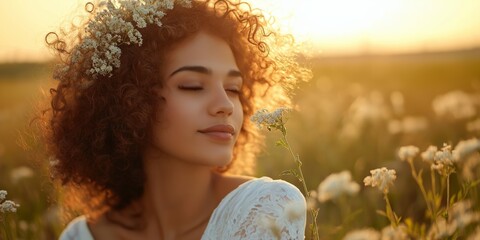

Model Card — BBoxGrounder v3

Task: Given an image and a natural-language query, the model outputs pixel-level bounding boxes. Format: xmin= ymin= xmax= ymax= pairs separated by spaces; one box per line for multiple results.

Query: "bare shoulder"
xmin=213 ymin=173 xmax=255 ymax=200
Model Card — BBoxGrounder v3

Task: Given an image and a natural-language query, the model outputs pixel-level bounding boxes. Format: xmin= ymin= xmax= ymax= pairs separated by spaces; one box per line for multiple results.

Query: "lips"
xmin=198 ymin=124 xmax=235 ymax=141
xmin=198 ymin=124 xmax=235 ymax=135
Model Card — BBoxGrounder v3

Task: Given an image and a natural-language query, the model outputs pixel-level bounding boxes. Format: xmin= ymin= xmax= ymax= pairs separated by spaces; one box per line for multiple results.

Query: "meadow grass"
xmin=0 ymin=49 xmax=479 ymax=239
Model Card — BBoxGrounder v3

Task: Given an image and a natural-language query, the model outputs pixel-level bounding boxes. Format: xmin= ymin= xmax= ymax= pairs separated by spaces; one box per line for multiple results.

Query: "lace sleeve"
xmin=203 ymin=177 xmax=307 ymax=240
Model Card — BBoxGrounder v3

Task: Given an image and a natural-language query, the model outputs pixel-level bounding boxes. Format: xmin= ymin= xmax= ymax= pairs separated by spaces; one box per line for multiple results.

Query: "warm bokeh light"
xmin=0 ymin=0 xmax=480 ymax=62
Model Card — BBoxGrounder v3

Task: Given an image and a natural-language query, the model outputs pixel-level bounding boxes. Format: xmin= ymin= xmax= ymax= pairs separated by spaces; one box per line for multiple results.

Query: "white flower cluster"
xmin=343 ymin=228 xmax=381 ymax=240
xmin=427 ymin=200 xmax=480 ymax=239
xmin=363 ymin=167 xmax=397 ymax=194
xmin=344 ymin=225 xmax=410 ymax=240
xmin=419 ymin=138 xmax=480 ymax=175
xmin=57 ymin=0 xmax=192 ymax=80
xmin=397 ymin=145 xmax=419 ymax=161
xmin=432 ymin=90 xmax=477 ymax=120
xmin=317 ymin=170 xmax=360 ymax=202
xmin=0 ymin=190 xmax=20 ymax=214
xmin=250 ymin=108 xmax=291 ymax=131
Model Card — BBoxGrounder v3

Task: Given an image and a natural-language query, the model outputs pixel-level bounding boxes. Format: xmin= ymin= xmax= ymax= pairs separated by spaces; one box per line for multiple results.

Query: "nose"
xmin=208 ymin=84 xmax=234 ymax=117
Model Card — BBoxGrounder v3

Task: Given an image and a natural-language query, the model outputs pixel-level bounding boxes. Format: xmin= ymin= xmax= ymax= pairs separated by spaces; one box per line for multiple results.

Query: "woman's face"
xmin=148 ymin=31 xmax=244 ymax=168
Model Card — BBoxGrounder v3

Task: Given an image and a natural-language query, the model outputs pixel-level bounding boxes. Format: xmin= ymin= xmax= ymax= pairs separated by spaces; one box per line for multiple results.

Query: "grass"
xmin=1 ymin=48 xmax=480 ymax=239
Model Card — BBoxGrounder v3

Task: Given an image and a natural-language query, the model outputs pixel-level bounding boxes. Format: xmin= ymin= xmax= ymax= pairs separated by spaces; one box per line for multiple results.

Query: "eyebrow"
xmin=169 ymin=66 xmax=242 ymax=78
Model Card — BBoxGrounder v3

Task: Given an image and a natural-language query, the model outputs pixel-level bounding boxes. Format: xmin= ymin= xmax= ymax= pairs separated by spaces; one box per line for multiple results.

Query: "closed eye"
xmin=226 ymin=88 xmax=241 ymax=95
xmin=178 ymin=85 xmax=203 ymax=91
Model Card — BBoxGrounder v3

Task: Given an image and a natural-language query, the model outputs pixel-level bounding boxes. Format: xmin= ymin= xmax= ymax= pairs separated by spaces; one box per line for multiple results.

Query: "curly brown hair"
xmin=40 ymin=0 xmax=311 ymax=217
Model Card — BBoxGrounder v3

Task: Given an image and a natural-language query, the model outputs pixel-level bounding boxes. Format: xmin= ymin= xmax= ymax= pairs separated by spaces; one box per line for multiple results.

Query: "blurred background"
xmin=1 ymin=0 xmax=479 ymax=239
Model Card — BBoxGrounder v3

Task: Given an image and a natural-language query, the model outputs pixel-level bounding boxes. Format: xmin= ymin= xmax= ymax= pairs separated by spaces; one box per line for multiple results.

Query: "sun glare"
xmin=251 ymin=0 xmax=480 ymax=55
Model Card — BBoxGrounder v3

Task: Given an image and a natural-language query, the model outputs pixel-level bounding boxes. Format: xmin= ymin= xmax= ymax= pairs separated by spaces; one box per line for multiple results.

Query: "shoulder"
xmin=203 ymin=176 xmax=307 ymax=239
xmin=59 ymin=216 xmax=95 ymax=240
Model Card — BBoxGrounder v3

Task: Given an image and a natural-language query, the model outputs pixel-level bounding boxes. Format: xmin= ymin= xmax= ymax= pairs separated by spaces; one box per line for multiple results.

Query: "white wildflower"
xmin=10 ymin=166 xmax=34 ymax=184
xmin=390 ymin=91 xmax=404 ymax=116
xmin=0 ymin=200 xmax=20 ymax=213
xmin=421 ymin=145 xmax=437 ymax=163
xmin=363 ymin=167 xmax=397 ymax=194
xmin=54 ymin=0 xmax=193 ymax=80
xmin=432 ymin=90 xmax=476 ymax=120
xmin=388 ymin=117 xmax=428 ymax=135
xmin=427 ymin=218 xmax=456 ymax=240
xmin=343 ymin=228 xmax=381 ymax=240
xmin=0 ymin=190 xmax=7 ymax=201
xmin=453 ymin=138 xmax=480 ymax=161
xmin=283 ymin=200 xmax=305 ymax=221
xmin=250 ymin=108 xmax=291 ymax=130
xmin=434 ymin=144 xmax=455 ymax=166
xmin=462 ymin=154 xmax=480 ymax=181
xmin=398 ymin=145 xmax=420 ymax=161
xmin=381 ymin=224 xmax=410 ymax=240
xmin=317 ymin=171 xmax=360 ymax=202
xmin=449 ymin=200 xmax=480 ymax=229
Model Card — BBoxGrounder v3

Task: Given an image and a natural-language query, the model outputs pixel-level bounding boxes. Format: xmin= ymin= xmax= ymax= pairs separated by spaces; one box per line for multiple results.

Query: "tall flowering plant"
xmin=251 ymin=108 xmax=320 ymax=240
xmin=0 ymin=190 xmax=20 ymax=240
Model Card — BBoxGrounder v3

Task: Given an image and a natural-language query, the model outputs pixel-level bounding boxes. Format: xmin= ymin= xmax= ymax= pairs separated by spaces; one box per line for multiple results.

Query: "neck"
xmin=140 ymin=147 xmax=220 ymax=238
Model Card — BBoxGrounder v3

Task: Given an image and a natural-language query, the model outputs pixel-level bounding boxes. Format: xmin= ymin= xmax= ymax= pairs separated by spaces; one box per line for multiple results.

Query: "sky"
xmin=0 ymin=0 xmax=479 ymax=62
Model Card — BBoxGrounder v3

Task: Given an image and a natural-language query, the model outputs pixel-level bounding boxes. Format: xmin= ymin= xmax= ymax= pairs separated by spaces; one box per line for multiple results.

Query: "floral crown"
xmin=54 ymin=0 xmax=193 ymax=81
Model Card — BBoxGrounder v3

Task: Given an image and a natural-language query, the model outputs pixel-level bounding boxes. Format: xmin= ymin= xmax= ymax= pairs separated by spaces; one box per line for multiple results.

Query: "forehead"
xmin=162 ymin=32 xmax=239 ymax=75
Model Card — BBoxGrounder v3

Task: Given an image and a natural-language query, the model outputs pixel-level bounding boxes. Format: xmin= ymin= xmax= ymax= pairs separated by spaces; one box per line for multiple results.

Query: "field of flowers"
xmin=1 ymin=49 xmax=480 ymax=239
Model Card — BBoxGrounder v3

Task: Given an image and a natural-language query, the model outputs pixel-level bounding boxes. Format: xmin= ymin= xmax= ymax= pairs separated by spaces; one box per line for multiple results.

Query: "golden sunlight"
xmin=251 ymin=0 xmax=480 ymax=55
xmin=0 ymin=0 xmax=479 ymax=62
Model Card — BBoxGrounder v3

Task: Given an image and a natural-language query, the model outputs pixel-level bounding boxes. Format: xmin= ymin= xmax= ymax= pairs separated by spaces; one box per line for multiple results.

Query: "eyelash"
xmin=178 ymin=86 xmax=241 ymax=95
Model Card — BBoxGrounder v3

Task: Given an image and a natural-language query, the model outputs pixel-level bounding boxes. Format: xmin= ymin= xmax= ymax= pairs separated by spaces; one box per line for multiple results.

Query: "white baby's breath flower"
xmin=388 ymin=117 xmax=428 ymax=135
xmin=343 ymin=228 xmax=381 ymax=240
xmin=381 ymin=224 xmax=410 ymax=240
xmin=363 ymin=167 xmax=396 ymax=194
xmin=427 ymin=218 xmax=456 ymax=240
xmin=449 ymin=200 xmax=480 ymax=229
xmin=0 ymin=190 xmax=7 ymax=201
xmin=0 ymin=200 xmax=20 ymax=213
xmin=54 ymin=0 xmax=193 ymax=80
xmin=317 ymin=171 xmax=360 ymax=202
xmin=432 ymin=90 xmax=477 ymax=120
xmin=453 ymin=138 xmax=480 ymax=161
xmin=10 ymin=166 xmax=34 ymax=184
xmin=434 ymin=144 xmax=455 ymax=166
xmin=250 ymin=108 xmax=291 ymax=131
xmin=398 ymin=145 xmax=419 ymax=161
xmin=421 ymin=145 xmax=438 ymax=163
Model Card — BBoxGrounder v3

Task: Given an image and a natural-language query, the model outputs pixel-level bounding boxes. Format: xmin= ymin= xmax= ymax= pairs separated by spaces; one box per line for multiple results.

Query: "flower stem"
xmin=384 ymin=194 xmax=398 ymax=227
xmin=408 ymin=159 xmax=435 ymax=220
xmin=2 ymin=214 xmax=13 ymax=240
xmin=282 ymin=133 xmax=320 ymax=240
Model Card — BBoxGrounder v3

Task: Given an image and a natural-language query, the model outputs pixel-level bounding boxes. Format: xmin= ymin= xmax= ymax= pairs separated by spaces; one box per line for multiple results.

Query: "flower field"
xmin=1 ymin=49 xmax=480 ymax=239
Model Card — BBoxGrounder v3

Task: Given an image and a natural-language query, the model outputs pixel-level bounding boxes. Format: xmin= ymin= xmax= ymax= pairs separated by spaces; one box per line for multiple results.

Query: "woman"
xmin=42 ymin=0 xmax=311 ymax=239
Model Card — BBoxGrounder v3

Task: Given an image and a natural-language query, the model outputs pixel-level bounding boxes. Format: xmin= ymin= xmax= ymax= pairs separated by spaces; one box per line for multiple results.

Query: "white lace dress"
xmin=59 ymin=177 xmax=307 ymax=240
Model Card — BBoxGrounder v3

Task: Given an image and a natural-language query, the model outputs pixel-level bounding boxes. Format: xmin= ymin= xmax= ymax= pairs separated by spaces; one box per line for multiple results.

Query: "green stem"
xmin=446 ymin=173 xmax=450 ymax=211
xmin=430 ymin=169 xmax=438 ymax=220
xmin=408 ymin=160 xmax=434 ymax=220
xmin=384 ymin=194 xmax=397 ymax=227
xmin=3 ymin=214 xmax=13 ymax=240
xmin=282 ymin=133 xmax=320 ymax=240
